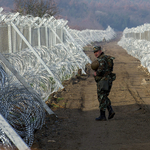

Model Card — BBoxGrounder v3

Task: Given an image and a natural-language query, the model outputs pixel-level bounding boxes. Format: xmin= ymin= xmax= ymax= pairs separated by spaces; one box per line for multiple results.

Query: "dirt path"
xmin=32 ymin=34 xmax=150 ymax=150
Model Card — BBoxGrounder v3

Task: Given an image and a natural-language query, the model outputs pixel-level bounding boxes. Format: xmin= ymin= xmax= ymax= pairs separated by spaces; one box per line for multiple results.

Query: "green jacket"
xmin=94 ymin=52 xmax=116 ymax=82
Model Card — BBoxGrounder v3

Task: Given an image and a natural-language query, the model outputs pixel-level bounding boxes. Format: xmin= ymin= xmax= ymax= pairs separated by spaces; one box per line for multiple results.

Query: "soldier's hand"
xmin=94 ymin=72 xmax=97 ymax=76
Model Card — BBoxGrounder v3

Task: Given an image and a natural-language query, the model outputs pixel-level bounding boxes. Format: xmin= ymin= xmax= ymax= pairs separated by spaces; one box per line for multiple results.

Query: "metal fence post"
xmin=8 ymin=25 xmax=12 ymax=53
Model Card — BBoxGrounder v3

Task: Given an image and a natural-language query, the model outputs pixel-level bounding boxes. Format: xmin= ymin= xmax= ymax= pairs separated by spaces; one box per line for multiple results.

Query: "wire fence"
xmin=118 ymin=23 xmax=150 ymax=73
xmin=0 ymin=7 xmax=116 ymax=149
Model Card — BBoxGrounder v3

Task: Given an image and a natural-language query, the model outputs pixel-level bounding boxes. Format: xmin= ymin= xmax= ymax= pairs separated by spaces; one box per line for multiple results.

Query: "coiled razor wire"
xmin=0 ymin=65 xmax=9 ymax=97
xmin=5 ymin=87 xmax=45 ymax=146
xmin=0 ymin=65 xmax=45 ymax=148
xmin=3 ymin=44 xmax=89 ymax=100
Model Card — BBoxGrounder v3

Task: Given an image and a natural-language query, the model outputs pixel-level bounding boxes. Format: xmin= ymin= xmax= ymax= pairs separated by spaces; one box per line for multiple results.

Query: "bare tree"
xmin=13 ymin=0 xmax=59 ymax=17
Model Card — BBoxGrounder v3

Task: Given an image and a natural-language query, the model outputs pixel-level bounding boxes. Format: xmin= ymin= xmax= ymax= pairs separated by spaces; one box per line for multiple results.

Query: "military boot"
xmin=107 ymin=105 xmax=115 ymax=119
xmin=95 ymin=110 xmax=107 ymax=121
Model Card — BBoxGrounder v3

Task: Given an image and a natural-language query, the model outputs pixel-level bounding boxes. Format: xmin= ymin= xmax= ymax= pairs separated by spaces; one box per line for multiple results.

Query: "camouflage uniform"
xmin=94 ymin=52 xmax=114 ymax=111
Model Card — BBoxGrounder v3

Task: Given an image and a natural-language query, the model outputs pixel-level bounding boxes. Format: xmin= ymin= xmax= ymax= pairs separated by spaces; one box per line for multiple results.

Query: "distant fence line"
xmin=125 ymin=31 xmax=150 ymax=41
xmin=124 ymin=24 xmax=150 ymax=41
xmin=118 ymin=23 xmax=150 ymax=73
xmin=0 ymin=13 xmax=116 ymax=54
xmin=0 ymin=15 xmax=66 ymax=54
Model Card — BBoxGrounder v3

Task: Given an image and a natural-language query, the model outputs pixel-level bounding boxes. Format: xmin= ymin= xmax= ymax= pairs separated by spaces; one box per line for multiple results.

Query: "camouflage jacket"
xmin=94 ymin=52 xmax=116 ymax=82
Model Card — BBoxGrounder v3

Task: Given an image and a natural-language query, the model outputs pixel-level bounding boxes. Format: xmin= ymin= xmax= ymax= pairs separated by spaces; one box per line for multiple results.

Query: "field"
xmin=31 ymin=34 xmax=150 ymax=150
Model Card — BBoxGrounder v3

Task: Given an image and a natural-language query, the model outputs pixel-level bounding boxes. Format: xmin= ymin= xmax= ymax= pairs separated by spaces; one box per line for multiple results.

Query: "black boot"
xmin=107 ymin=105 xmax=115 ymax=119
xmin=95 ymin=110 xmax=107 ymax=121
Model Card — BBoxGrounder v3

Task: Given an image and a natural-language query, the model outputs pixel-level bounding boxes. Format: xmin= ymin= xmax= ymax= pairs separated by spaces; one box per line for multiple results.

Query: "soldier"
xmin=91 ymin=46 xmax=116 ymax=121
xmin=103 ymin=37 xmax=106 ymax=43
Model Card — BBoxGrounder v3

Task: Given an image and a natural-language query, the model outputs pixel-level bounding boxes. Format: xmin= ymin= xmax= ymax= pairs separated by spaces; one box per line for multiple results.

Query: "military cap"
xmin=93 ymin=46 xmax=101 ymax=53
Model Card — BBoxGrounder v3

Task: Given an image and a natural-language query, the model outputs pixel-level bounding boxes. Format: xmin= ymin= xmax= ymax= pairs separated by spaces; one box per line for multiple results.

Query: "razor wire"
xmin=118 ymin=24 xmax=150 ymax=73
xmin=1 ymin=24 xmax=116 ymax=101
xmin=69 ymin=26 xmax=116 ymax=47
xmin=0 ymin=67 xmax=10 ymax=149
xmin=2 ymin=44 xmax=89 ymax=101
xmin=0 ymin=65 xmax=45 ymax=149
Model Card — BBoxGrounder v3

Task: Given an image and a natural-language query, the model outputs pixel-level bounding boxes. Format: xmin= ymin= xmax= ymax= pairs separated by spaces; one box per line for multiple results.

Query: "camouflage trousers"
xmin=97 ymin=80 xmax=112 ymax=111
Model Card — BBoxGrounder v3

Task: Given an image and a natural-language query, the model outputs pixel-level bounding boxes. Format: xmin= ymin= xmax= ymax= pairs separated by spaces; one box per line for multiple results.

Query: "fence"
xmin=0 ymin=7 xmax=116 ymax=149
xmin=118 ymin=24 xmax=150 ymax=73
xmin=123 ymin=24 xmax=150 ymax=41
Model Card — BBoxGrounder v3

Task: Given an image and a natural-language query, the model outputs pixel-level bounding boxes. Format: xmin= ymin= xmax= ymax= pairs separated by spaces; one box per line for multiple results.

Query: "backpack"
xmin=97 ymin=54 xmax=114 ymax=73
xmin=105 ymin=55 xmax=114 ymax=73
xmin=105 ymin=55 xmax=116 ymax=81
xmin=97 ymin=54 xmax=116 ymax=81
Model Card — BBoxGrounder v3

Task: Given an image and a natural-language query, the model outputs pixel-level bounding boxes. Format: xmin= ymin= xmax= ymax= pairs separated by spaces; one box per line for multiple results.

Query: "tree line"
xmin=13 ymin=0 xmax=59 ymax=17
xmin=3 ymin=0 xmax=150 ymax=31
xmin=55 ymin=0 xmax=150 ymax=31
